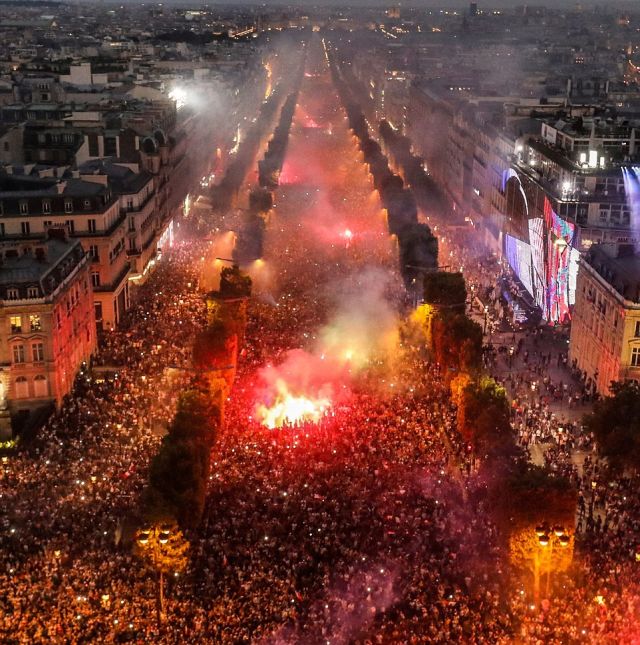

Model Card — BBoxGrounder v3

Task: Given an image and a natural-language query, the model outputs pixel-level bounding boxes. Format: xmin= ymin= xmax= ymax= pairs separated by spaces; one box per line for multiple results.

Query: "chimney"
xmin=56 ymin=180 xmax=67 ymax=194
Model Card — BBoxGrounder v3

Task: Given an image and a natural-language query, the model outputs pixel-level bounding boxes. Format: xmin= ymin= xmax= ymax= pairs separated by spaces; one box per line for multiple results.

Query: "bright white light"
xmin=169 ymin=87 xmax=187 ymax=110
xmin=562 ymin=181 xmax=571 ymax=193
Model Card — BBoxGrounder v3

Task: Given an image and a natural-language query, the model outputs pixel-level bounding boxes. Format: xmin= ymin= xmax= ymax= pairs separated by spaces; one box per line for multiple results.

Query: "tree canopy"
xmin=457 ymin=376 xmax=512 ymax=456
xmin=423 ymin=271 xmax=466 ymax=309
xmin=585 ymin=380 xmax=640 ymax=473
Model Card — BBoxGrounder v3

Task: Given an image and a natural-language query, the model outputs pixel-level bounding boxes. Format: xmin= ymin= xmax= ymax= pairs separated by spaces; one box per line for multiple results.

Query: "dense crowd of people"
xmin=0 ymin=243 xmax=207 ymax=643
xmin=2 ymin=45 xmax=640 ymax=645
xmin=439 ymin=231 xmax=640 ymax=643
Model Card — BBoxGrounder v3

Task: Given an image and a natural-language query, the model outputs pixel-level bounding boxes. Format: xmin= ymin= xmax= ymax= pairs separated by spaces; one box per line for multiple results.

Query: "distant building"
xmin=569 ymin=244 xmax=640 ymax=395
xmin=502 ymin=115 xmax=640 ymax=323
xmin=0 ymin=234 xmax=95 ymax=419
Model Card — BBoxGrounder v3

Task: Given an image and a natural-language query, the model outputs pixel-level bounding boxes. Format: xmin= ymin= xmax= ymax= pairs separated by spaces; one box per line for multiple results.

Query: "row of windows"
xmin=12 ymin=342 xmax=44 ymax=364
xmin=4 ymin=200 xmax=94 ymax=216
xmin=36 ymin=133 xmax=75 ymax=144
xmin=14 ymin=374 xmax=48 ymax=399
xmin=6 ymin=287 xmax=40 ymax=300
xmin=10 ymin=314 xmax=41 ymax=333
xmin=55 ymin=279 xmax=90 ymax=329
xmin=598 ymin=203 xmax=632 ymax=225
xmin=0 ymin=219 xmax=98 ymax=237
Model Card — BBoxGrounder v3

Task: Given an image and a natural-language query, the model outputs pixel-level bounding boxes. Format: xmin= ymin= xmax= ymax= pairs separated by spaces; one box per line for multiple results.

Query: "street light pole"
xmin=534 ymin=523 xmax=570 ymax=602
xmin=136 ymin=525 xmax=179 ymax=630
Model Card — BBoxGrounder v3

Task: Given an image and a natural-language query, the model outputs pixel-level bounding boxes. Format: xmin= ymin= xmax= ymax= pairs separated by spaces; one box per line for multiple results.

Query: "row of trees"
xmin=234 ymin=83 xmax=302 ymax=265
xmin=140 ymin=266 xmax=252 ymax=530
xmin=211 ymin=81 xmax=285 ymax=211
xmin=422 ymin=269 xmax=576 ymax=595
xmin=329 ymin=62 xmax=438 ymax=289
xmin=259 ymin=90 xmax=299 ymax=188
xmin=210 ymin=59 xmax=306 ymax=212
xmin=332 ymin=55 xmax=577 ymax=597
xmin=378 ymin=120 xmax=448 ymax=218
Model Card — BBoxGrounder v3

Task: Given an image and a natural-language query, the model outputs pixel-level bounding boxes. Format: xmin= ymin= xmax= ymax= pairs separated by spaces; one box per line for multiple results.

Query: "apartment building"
xmin=79 ymin=158 xmax=159 ymax=280
xmin=0 ymin=234 xmax=95 ymax=416
xmin=569 ymin=244 xmax=640 ymax=395
xmin=0 ymin=171 xmax=130 ymax=330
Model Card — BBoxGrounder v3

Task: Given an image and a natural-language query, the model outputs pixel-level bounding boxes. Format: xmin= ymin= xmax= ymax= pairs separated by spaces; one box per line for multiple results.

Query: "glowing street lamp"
xmin=135 ymin=525 xmax=188 ymax=628
xmin=533 ymin=523 xmax=570 ymax=601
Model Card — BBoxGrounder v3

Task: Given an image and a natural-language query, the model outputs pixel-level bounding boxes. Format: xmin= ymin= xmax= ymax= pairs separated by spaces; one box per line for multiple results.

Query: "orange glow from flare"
xmin=256 ymin=379 xmax=331 ymax=429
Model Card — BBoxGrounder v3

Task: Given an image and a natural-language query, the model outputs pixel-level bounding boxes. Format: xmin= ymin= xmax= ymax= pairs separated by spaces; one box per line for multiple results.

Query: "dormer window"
xmin=64 ymin=199 xmax=73 ymax=213
xmin=7 ymin=288 xmax=19 ymax=300
xmin=19 ymin=201 xmax=28 ymax=214
xmin=42 ymin=200 xmax=51 ymax=214
xmin=83 ymin=199 xmax=91 ymax=210
xmin=27 ymin=286 xmax=39 ymax=298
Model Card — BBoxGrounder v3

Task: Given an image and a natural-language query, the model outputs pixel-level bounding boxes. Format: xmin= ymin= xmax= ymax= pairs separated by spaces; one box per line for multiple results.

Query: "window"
xmin=89 ymin=245 xmax=99 ymax=260
xmin=65 ymin=220 xmax=75 ymax=234
xmin=83 ymin=199 xmax=91 ymax=210
xmin=7 ymin=288 xmax=19 ymax=300
xmin=12 ymin=344 xmax=25 ymax=364
xmin=10 ymin=315 xmax=22 ymax=333
xmin=63 ymin=133 xmax=74 ymax=143
xmin=27 ymin=286 xmax=38 ymax=298
xmin=126 ymin=199 xmax=134 ymax=211
xmin=31 ymin=342 xmax=44 ymax=362
xmin=88 ymin=219 xmax=96 ymax=233
xmin=632 ymin=346 xmax=640 ymax=367
xmin=34 ymin=374 xmax=47 ymax=397
xmin=14 ymin=376 xmax=28 ymax=399
xmin=29 ymin=314 xmax=41 ymax=331
xmin=42 ymin=200 xmax=51 ymax=214
xmin=21 ymin=221 xmax=30 ymax=235
xmin=0 ymin=223 xmax=6 ymax=237
xmin=19 ymin=201 xmax=28 ymax=214
xmin=104 ymin=136 xmax=117 ymax=156
xmin=635 ymin=321 xmax=640 ymax=338
xmin=64 ymin=199 xmax=73 ymax=213
xmin=3 ymin=142 xmax=8 ymax=152
xmin=91 ymin=272 xmax=100 ymax=287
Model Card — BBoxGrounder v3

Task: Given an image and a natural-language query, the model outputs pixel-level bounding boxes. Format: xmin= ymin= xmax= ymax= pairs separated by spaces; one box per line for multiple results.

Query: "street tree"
xmin=584 ymin=380 xmax=640 ymax=473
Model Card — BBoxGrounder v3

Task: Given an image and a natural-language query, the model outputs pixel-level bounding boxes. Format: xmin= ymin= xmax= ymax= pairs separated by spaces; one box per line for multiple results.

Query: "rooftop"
xmin=0 ymin=236 xmax=86 ymax=298
xmin=584 ymin=244 xmax=640 ymax=303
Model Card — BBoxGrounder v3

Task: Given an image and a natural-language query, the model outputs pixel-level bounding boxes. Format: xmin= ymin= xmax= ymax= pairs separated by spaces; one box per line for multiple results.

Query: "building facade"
xmin=0 ymin=172 xmax=131 ymax=330
xmin=569 ymin=244 xmax=640 ymax=395
xmin=0 ymin=234 xmax=96 ymax=415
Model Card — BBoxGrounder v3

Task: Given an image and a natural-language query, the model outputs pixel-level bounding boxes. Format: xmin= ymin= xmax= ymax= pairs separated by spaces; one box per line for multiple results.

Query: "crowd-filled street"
xmin=2 ymin=38 xmax=640 ymax=645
